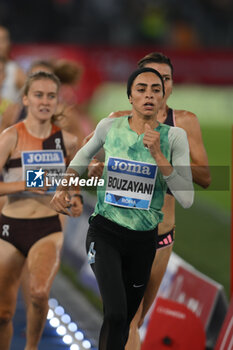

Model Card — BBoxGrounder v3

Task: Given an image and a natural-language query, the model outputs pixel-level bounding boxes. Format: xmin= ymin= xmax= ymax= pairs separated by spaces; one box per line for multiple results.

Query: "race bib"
xmin=104 ymin=157 xmax=157 ymax=210
xmin=22 ymin=150 xmax=66 ymax=192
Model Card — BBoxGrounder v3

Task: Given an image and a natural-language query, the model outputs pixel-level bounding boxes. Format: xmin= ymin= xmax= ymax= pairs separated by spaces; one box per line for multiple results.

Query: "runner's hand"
xmin=87 ymin=158 xmax=104 ymax=179
xmin=69 ymin=195 xmax=83 ymax=217
xmin=143 ymin=123 xmax=161 ymax=158
xmin=50 ymin=190 xmax=72 ymax=216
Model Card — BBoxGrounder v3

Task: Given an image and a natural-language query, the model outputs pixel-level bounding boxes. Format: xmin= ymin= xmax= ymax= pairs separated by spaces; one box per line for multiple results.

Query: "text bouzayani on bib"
xmin=105 ymin=157 xmax=157 ymax=210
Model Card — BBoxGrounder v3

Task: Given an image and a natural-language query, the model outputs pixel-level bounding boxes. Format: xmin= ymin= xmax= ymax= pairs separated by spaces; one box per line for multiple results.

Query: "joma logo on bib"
xmin=27 ymin=153 xmax=60 ymax=163
xmin=111 ymin=159 xmax=151 ymax=176
xmin=108 ymin=157 xmax=156 ymax=179
xmin=22 ymin=150 xmax=64 ymax=165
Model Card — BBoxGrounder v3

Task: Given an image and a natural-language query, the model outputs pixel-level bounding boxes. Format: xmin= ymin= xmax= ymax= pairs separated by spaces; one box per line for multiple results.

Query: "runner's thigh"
xmin=26 ymin=231 xmax=63 ymax=292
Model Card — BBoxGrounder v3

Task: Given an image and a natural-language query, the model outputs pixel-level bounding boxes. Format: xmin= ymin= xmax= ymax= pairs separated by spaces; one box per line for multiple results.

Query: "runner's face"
xmin=23 ymin=79 xmax=58 ymax=121
xmin=143 ymin=63 xmax=173 ymax=101
xmin=129 ymin=72 xmax=164 ymax=117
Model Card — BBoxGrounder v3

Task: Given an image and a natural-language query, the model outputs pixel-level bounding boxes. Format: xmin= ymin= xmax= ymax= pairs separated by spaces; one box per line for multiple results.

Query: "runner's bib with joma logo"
xmin=105 ymin=157 xmax=157 ymax=210
xmin=83 ymin=116 xmax=172 ymax=230
xmin=22 ymin=150 xmax=66 ymax=192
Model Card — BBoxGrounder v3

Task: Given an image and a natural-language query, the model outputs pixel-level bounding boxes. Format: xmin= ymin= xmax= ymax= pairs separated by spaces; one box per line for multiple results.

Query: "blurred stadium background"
xmin=0 ymin=0 xmax=232 ymax=348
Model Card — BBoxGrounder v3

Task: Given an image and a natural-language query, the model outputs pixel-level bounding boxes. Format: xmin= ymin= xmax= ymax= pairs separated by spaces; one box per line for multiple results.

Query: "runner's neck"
xmin=23 ymin=119 xmax=52 ymax=139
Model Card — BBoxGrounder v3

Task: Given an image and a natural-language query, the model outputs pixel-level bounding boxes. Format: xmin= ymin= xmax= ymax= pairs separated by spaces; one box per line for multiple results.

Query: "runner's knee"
xmin=30 ymin=288 xmax=49 ymax=309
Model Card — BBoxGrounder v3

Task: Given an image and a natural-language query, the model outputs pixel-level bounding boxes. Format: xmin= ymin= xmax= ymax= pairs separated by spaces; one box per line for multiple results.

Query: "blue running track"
xmin=11 ymin=293 xmax=69 ymax=350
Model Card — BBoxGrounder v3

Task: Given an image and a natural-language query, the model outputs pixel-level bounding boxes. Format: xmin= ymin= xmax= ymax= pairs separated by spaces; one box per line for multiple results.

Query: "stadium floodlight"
xmin=82 ymin=340 xmax=92 ymax=349
xmin=56 ymin=325 xmax=67 ymax=336
xmin=47 ymin=298 xmax=94 ymax=349
xmin=70 ymin=344 xmax=80 ymax=350
xmin=49 ymin=317 xmax=60 ymax=328
xmin=61 ymin=313 xmax=71 ymax=324
xmin=75 ymin=331 xmax=84 ymax=341
xmin=55 ymin=306 xmax=65 ymax=316
xmin=68 ymin=322 xmax=78 ymax=332
xmin=63 ymin=334 xmax=73 ymax=344
xmin=48 ymin=298 xmax=58 ymax=308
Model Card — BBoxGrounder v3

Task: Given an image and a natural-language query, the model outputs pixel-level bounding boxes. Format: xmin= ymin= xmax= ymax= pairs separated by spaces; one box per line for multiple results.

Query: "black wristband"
xmin=71 ymin=194 xmax=83 ymax=204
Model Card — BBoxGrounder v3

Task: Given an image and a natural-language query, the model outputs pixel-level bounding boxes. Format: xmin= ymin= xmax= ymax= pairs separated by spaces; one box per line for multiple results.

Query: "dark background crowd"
xmin=0 ymin=0 xmax=233 ymax=48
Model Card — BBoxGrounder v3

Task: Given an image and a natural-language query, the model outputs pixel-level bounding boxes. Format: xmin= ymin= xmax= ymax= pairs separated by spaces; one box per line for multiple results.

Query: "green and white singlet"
xmin=69 ymin=116 xmax=194 ymax=231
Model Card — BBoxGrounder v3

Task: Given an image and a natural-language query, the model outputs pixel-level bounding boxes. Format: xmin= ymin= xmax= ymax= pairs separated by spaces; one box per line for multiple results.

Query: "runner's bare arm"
xmin=175 ymin=111 xmax=211 ymax=188
xmin=61 ymin=131 xmax=83 ymax=216
xmin=62 ymin=130 xmax=79 ymax=163
xmin=0 ymin=103 xmax=22 ymax=133
xmin=15 ymin=66 xmax=26 ymax=89
xmin=0 ymin=127 xmax=25 ymax=195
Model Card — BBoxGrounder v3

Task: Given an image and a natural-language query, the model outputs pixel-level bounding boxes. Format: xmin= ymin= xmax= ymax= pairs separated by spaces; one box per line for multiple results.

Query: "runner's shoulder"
xmin=0 ymin=124 xmax=18 ymax=155
xmin=174 ymin=109 xmax=200 ymax=131
xmin=0 ymin=123 xmax=18 ymax=141
xmin=174 ymin=109 xmax=197 ymax=120
xmin=97 ymin=115 xmax=125 ymax=130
